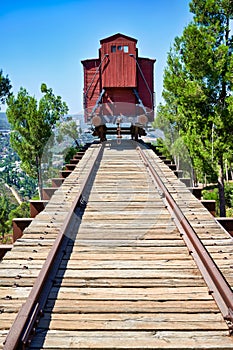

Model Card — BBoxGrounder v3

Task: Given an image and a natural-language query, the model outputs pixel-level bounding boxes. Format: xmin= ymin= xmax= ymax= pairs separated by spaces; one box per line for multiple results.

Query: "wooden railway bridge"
xmin=1 ymin=139 xmax=233 ymax=349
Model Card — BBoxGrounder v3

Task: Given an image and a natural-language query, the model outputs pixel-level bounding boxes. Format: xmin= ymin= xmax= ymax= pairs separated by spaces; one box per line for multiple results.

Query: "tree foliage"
xmin=0 ymin=70 xmax=12 ymax=107
xmin=56 ymin=117 xmax=81 ymax=147
xmin=0 ymin=195 xmax=30 ymax=241
xmin=6 ymin=84 xmax=68 ymax=198
xmin=0 ymin=194 xmax=11 ymax=238
xmin=8 ymin=202 xmax=30 ymax=222
xmin=155 ymin=0 xmax=233 ymax=216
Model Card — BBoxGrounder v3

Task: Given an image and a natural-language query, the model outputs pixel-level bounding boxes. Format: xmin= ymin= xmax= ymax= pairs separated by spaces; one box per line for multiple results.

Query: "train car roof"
xmin=100 ymin=33 xmax=137 ymax=44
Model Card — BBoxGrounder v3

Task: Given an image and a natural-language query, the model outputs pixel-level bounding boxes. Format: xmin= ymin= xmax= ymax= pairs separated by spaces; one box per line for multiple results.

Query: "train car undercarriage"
xmin=92 ymin=122 xmax=146 ymax=142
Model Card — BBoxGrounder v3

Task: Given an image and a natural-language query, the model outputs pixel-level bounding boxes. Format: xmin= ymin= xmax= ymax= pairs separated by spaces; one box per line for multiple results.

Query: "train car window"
xmin=111 ymin=45 xmax=128 ymax=53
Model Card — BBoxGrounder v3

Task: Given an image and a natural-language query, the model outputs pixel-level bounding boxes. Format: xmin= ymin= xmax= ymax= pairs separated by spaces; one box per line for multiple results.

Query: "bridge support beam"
xmin=174 ymin=170 xmax=183 ymax=178
xmin=30 ymin=200 xmax=48 ymax=218
xmin=216 ymin=217 xmax=233 ymax=237
xmin=42 ymin=188 xmax=57 ymax=200
xmin=168 ymin=164 xmax=177 ymax=171
xmin=0 ymin=245 xmax=12 ymax=260
xmin=52 ymin=178 xmax=64 ymax=187
xmin=12 ymin=218 xmax=33 ymax=242
xmin=66 ymin=164 xmax=76 ymax=171
xmin=60 ymin=170 xmax=72 ymax=178
xmin=188 ymin=187 xmax=202 ymax=200
xmin=201 ymin=200 xmax=216 ymax=216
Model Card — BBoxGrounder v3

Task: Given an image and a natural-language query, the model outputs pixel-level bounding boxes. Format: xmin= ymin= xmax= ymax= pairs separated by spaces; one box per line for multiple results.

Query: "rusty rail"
xmin=3 ymin=144 xmax=104 ymax=350
xmin=137 ymin=146 xmax=233 ymax=334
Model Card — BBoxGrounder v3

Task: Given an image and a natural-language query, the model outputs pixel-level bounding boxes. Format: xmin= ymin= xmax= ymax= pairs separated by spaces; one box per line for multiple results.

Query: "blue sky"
xmin=1 ymin=0 xmax=193 ymax=114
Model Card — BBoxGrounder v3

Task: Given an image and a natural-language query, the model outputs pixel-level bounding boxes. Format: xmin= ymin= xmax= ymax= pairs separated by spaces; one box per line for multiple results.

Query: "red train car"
xmin=81 ymin=33 xmax=156 ymax=139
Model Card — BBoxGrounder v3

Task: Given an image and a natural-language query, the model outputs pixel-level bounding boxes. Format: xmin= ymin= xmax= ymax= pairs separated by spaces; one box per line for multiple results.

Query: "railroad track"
xmin=1 ymin=139 xmax=233 ymax=349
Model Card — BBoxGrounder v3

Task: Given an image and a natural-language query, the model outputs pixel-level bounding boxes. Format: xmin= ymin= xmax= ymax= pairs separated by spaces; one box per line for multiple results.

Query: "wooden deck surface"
xmin=1 ymin=140 xmax=233 ymax=349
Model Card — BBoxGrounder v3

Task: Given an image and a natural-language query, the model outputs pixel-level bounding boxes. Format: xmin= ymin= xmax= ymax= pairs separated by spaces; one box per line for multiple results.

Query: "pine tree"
xmin=0 ymin=70 xmax=12 ymax=107
xmin=158 ymin=0 xmax=233 ymax=216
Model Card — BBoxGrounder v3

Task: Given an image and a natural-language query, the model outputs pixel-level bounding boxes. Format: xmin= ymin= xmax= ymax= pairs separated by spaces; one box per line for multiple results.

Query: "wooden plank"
xmin=0 ymin=277 xmax=206 ymax=288
xmin=57 ymin=259 xmax=199 ymax=269
xmin=75 ymin=239 xmax=187 ymax=246
xmin=1 ymin=252 xmax=196 ymax=261
xmin=53 ymin=277 xmax=206 ymax=288
xmin=29 ymin=330 xmax=233 ymax=349
xmin=44 ymin=299 xmax=219 ymax=314
xmin=0 ymin=258 xmax=200 ymax=270
xmin=55 ymin=269 xmax=204 ymax=279
xmin=37 ymin=312 xmax=228 ymax=331
xmin=48 ymin=286 xmax=214 ymax=301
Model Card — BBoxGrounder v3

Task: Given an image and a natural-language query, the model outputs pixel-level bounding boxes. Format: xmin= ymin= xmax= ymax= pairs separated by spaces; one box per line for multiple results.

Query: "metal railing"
xmin=137 ymin=146 xmax=233 ymax=334
xmin=3 ymin=143 xmax=104 ymax=350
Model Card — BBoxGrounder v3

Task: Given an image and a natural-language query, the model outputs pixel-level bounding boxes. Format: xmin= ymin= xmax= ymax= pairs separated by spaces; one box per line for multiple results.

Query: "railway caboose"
xmin=81 ymin=33 xmax=156 ymax=140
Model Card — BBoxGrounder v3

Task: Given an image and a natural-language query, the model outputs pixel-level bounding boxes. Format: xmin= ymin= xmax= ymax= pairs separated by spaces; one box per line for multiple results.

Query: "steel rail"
xmin=137 ymin=146 xmax=233 ymax=334
xmin=3 ymin=143 xmax=104 ymax=350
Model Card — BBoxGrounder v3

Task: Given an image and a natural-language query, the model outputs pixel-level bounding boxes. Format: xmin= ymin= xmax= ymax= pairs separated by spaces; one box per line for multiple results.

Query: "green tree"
xmin=8 ymin=202 xmax=30 ymax=223
xmin=157 ymin=0 xmax=233 ymax=216
xmin=0 ymin=194 xmax=11 ymax=238
xmin=57 ymin=117 xmax=81 ymax=147
xmin=6 ymin=84 xmax=68 ymax=198
xmin=0 ymin=69 xmax=12 ymax=108
xmin=64 ymin=146 xmax=79 ymax=164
